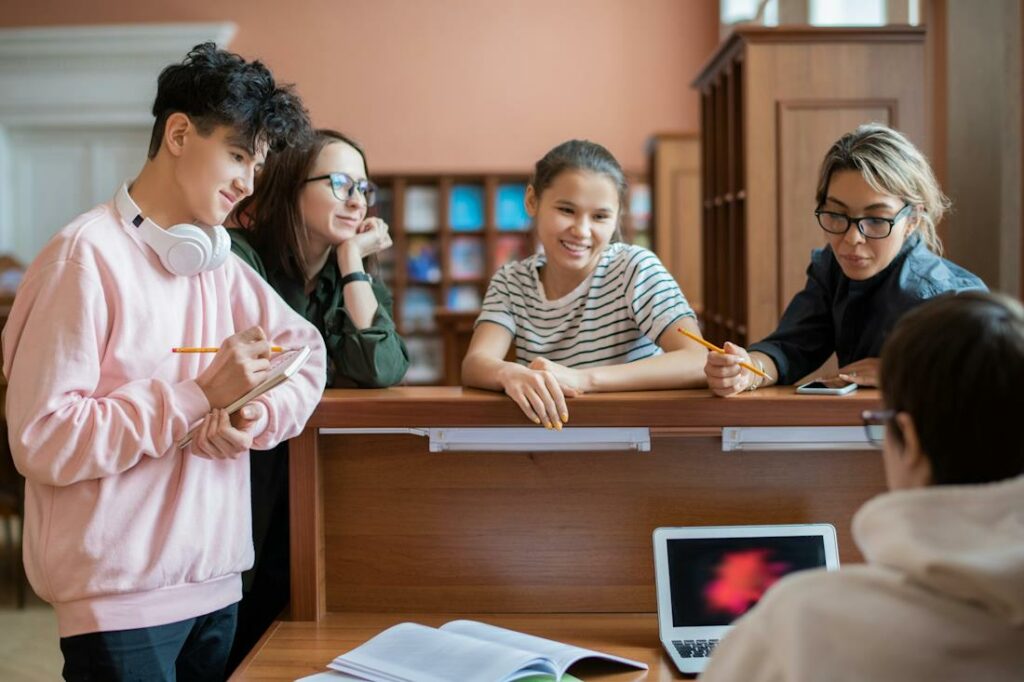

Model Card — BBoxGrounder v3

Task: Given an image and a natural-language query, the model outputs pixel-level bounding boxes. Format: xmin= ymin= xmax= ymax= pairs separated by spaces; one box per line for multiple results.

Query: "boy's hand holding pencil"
xmin=193 ymin=326 xmax=272 ymax=409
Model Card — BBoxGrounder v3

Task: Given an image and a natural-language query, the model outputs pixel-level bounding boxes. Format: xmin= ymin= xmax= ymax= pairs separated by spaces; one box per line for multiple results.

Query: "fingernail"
xmin=545 ymin=422 xmax=553 ymax=430
xmin=561 ymin=413 xmax=569 ymax=423
xmin=532 ymin=416 xmax=541 ymax=425
xmin=554 ymin=421 xmax=562 ymax=431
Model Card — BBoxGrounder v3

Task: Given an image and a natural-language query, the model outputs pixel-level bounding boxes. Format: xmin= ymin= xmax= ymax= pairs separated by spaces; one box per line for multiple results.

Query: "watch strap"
xmin=340 ymin=271 xmax=372 ymax=288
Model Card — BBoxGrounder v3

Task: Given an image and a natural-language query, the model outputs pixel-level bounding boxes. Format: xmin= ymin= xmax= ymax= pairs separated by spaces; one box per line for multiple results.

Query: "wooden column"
xmin=288 ymin=425 xmax=324 ymax=621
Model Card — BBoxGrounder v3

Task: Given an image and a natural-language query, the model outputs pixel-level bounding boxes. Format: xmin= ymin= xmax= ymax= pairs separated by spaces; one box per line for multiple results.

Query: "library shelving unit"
xmin=692 ymin=26 xmax=926 ymax=347
xmin=371 ymin=173 xmax=652 ymax=384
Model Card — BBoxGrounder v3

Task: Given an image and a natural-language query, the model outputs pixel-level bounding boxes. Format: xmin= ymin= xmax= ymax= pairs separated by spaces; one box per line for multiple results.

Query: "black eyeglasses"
xmin=304 ymin=172 xmax=378 ymax=207
xmin=815 ymin=203 xmax=912 ymax=240
xmin=861 ymin=408 xmax=896 ymax=448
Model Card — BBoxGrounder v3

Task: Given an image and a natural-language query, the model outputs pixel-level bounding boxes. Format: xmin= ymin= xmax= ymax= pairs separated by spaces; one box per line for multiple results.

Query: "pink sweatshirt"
xmin=2 ymin=196 xmax=327 ymax=637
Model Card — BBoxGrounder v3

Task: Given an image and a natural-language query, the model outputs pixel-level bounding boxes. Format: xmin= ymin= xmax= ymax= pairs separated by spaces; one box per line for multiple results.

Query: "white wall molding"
xmin=0 ymin=23 xmax=236 ymax=127
xmin=0 ymin=22 xmax=235 ymax=261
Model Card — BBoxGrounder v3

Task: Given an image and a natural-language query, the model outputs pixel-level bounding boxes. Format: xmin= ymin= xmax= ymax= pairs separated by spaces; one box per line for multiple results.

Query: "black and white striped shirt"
xmin=475 ymin=243 xmax=695 ymax=367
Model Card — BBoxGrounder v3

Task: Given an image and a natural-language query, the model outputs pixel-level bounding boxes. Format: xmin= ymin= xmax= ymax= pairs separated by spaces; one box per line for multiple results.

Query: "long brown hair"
xmin=233 ymin=128 xmax=372 ymax=280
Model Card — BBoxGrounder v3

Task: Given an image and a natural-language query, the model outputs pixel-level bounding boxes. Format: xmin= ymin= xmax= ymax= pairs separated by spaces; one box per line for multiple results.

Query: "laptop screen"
xmin=667 ymin=536 xmax=827 ymax=626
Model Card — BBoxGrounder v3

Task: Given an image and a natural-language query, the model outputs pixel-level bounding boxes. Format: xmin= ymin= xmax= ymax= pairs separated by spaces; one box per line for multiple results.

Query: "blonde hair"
xmin=815 ymin=124 xmax=949 ymax=255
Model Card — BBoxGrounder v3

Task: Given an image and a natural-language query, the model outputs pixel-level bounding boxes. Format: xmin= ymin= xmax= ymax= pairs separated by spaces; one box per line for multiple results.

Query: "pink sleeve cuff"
xmin=172 ymin=380 xmax=211 ymax=428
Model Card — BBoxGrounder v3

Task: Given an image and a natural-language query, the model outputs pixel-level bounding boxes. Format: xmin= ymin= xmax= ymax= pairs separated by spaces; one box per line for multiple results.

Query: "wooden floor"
xmin=0 ymin=529 xmax=62 ymax=681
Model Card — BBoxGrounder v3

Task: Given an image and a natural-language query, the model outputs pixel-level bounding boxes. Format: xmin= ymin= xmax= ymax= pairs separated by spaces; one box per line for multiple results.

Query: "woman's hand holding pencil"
xmin=677 ymin=327 xmax=772 ymax=398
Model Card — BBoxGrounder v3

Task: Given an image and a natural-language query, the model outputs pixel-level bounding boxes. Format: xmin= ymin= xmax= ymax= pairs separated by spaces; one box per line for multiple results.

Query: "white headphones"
xmin=115 ymin=183 xmax=230 ymax=277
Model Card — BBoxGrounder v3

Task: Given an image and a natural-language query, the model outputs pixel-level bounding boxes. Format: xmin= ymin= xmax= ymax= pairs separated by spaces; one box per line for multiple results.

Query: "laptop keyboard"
xmin=672 ymin=639 xmax=719 ymax=658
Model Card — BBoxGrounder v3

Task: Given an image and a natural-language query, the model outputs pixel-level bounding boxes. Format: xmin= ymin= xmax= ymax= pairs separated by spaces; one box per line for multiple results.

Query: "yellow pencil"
xmin=677 ymin=327 xmax=770 ymax=379
xmin=172 ymin=346 xmax=291 ymax=353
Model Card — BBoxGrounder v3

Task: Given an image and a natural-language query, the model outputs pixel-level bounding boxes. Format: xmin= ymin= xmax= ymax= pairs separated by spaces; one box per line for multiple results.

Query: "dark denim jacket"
xmin=749 ymin=234 xmax=987 ymax=384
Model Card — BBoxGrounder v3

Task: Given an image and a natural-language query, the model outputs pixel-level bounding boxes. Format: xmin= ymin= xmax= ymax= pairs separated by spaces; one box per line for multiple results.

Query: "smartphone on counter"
xmin=795 ymin=378 xmax=858 ymax=395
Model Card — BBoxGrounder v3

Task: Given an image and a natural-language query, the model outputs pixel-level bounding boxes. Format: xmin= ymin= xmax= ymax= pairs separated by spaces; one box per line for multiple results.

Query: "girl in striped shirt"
xmin=462 ymin=139 xmax=707 ymax=427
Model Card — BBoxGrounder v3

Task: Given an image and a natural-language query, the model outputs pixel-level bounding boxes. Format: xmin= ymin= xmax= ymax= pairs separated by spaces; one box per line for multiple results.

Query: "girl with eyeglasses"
xmin=223 ymin=129 xmax=408 ymax=670
xmin=228 ymin=128 xmax=408 ymax=389
xmin=705 ymin=124 xmax=985 ymax=396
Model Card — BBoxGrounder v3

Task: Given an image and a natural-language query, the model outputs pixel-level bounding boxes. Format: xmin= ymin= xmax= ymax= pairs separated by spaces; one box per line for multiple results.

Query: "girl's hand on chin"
xmin=345 ymin=217 xmax=392 ymax=258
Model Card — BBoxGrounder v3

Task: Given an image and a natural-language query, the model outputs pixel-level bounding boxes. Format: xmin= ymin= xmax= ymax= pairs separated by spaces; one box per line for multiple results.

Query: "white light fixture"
xmin=319 ymin=427 xmax=651 ymax=452
xmin=722 ymin=426 xmax=875 ymax=452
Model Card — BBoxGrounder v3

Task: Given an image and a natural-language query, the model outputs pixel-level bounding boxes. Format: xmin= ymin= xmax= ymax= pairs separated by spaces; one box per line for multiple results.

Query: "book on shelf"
xmin=449 ymin=184 xmax=485 ymax=231
xmin=404 ymin=185 xmax=440 ymax=233
xmin=450 ymin=236 xmax=485 ymax=280
xmin=495 ymin=234 xmax=532 ymax=268
xmin=496 ymin=183 xmax=531 ymax=231
xmin=446 ymin=284 xmax=482 ymax=311
xmin=406 ymin=236 xmax=441 ymax=283
xmin=404 ymin=337 xmax=443 ymax=384
xmin=319 ymin=619 xmax=647 ymax=682
xmin=400 ymin=287 xmax=437 ymax=332
xmin=628 ymin=182 xmax=651 ymax=232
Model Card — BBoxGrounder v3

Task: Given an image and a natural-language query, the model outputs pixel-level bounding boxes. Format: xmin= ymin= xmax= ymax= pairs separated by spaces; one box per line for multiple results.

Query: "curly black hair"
xmin=147 ymin=42 xmax=311 ymax=159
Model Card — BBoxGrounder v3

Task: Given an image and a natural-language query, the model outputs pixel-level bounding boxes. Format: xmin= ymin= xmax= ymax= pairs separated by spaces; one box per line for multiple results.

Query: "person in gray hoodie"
xmin=701 ymin=290 xmax=1024 ymax=682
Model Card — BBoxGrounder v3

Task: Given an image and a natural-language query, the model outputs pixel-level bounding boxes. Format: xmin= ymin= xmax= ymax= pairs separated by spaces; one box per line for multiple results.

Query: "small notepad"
xmin=178 ymin=345 xmax=311 ymax=449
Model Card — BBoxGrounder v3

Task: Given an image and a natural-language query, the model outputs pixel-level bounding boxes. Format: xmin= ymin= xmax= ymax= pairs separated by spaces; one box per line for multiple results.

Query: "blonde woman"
xmin=705 ymin=124 xmax=986 ymax=396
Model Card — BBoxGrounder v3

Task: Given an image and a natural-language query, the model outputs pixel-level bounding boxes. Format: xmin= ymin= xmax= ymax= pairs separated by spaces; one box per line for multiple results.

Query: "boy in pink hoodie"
xmin=2 ymin=43 xmax=326 ymax=680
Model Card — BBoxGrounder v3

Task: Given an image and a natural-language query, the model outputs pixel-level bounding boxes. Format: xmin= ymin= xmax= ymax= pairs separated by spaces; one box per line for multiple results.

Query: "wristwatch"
xmin=340 ymin=271 xmax=372 ymax=288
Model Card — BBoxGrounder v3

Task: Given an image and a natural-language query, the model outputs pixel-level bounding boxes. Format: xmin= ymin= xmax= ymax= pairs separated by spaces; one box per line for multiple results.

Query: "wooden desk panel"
xmin=291 ymin=388 xmax=883 ymax=620
xmin=319 ymin=433 xmax=883 ymax=613
xmin=232 ymin=612 xmax=675 ymax=681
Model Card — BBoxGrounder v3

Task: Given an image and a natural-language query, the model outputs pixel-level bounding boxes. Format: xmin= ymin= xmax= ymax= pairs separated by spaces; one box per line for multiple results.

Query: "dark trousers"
xmin=225 ymin=443 xmax=291 ymax=674
xmin=59 ymin=602 xmax=238 ymax=682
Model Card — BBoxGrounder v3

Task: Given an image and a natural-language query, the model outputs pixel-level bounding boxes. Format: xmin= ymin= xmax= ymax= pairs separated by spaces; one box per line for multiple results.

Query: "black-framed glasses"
xmin=861 ymin=408 xmax=896 ymax=448
xmin=815 ymin=203 xmax=912 ymax=239
xmin=304 ymin=172 xmax=378 ymax=207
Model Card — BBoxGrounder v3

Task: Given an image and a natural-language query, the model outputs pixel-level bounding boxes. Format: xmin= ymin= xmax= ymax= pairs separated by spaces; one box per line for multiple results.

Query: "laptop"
xmin=653 ymin=524 xmax=839 ymax=675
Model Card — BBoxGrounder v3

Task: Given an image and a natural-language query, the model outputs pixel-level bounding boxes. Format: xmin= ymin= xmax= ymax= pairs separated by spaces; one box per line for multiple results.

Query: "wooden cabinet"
xmin=649 ymin=133 xmax=702 ymax=315
xmin=693 ymin=26 xmax=926 ymax=345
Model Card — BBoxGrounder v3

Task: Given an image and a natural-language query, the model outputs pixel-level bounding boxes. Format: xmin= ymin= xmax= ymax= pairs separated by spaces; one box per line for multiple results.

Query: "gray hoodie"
xmin=701 ymin=475 xmax=1024 ymax=681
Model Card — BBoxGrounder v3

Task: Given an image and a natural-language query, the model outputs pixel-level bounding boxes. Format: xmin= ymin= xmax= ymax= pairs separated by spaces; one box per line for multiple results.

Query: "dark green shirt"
xmin=229 ymin=229 xmax=409 ymax=388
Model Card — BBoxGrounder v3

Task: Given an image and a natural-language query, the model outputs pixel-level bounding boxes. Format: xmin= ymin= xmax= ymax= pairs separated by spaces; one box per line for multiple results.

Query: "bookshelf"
xmin=371 ymin=173 xmax=652 ymax=384
xmin=692 ymin=26 xmax=926 ymax=346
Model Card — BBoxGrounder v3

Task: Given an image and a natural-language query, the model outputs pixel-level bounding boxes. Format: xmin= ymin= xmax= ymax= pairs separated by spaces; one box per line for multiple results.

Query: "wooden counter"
xmin=303 ymin=385 xmax=876 ymax=428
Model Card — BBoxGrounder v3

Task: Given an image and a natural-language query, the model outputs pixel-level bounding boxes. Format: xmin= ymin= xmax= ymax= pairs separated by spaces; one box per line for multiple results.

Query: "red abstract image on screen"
xmin=704 ymin=548 xmax=791 ymax=617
